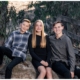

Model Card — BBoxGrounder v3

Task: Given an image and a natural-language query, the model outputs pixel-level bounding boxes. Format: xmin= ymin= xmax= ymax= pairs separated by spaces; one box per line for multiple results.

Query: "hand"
xmin=70 ymin=72 xmax=74 ymax=78
xmin=45 ymin=62 xmax=48 ymax=66
xmin=40 ymin=60 xmax=48 ymax=66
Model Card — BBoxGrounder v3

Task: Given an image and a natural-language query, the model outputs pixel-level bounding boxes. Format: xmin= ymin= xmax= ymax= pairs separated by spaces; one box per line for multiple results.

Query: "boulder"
xmin=12 ymin=60 xmax=59 ymax=79
xmin=12 ymin=61 xmax=36 ymax=79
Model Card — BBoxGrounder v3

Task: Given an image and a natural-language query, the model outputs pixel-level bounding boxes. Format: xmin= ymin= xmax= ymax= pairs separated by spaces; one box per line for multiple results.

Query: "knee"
xmin=6 ymin=65 xmax=12 ymax=71
xmin=46 ymin=68 xmax=52 ymax=75
xmin=0 ymin=46 xmax=5 ymax=53
xmin=64 ymin=70 xmax=71 ymax=78
xmin=64 ymin=70 xmax=70 ymax=75
xmin=46 ymin=70 xmax=51 ymax=75
xmin=40 ymin=68 xmax=46 ymax=75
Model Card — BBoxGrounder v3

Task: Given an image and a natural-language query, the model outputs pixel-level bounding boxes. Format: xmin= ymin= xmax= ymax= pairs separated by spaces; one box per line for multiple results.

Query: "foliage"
xmin=28 ymin=1 xmax=80 ymax=48
xmin=9 ymin=6 xmax=17 ymax=26
xmin=17 ymin=10 xmax=25 ymax=23
xmin=28 ymin=1 xmax=80 ymax=21
xmin=0 ymin=1 xmax=9 ymax=38
xmin=0 ymin=2 xmax=25 ymax=39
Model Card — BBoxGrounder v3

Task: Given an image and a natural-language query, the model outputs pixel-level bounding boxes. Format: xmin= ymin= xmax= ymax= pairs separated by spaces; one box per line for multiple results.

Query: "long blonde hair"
xmin=32 ymin=20 xmax=46 ymax=48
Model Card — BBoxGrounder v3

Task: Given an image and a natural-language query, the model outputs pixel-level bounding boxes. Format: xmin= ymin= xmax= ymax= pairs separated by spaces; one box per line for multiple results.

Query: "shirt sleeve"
xmin=28 ymin=35 xmax=42 ymax=62
xmin=46 ymin=36 xmax=52 ymax=63
xmin=66 ymin=37 xmax=76 ymax=72
xmin=4 ymin=32 xmax=13 ymax=49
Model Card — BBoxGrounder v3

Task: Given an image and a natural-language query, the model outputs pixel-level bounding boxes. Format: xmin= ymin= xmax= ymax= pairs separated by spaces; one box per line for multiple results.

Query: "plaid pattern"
xmin=5 ymin=30 xmax=30 ymax=61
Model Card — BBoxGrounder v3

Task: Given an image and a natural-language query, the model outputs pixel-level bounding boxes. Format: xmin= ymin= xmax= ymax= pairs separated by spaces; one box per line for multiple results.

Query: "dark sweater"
xmin=28 ymin=34 xmax=51 ymax=63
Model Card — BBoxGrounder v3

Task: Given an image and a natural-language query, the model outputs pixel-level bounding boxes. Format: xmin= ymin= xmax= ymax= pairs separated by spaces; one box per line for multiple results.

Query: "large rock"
xmin=12 ymin=61 xmax=36 ymax=79
xmin=12 ymin=60 xmax=59 ymax=79
xmin=0 ymin=63 xmax=6 ymax=79
xmin=0 ymin=53 xmax=59 ymax=79
xmin=52 ymin=71 xmax=59 ymax=79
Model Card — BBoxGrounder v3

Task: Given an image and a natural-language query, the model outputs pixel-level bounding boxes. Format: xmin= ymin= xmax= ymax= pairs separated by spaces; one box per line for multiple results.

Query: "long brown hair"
xmin=32 ymin=20 xmax=46 ymax=48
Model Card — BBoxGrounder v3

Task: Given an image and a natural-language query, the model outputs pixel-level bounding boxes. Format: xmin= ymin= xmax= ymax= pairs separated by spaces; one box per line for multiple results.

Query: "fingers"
xmin=40 ymin=60 xmax=48 ymax=66
xmin=70 ymin=72 xmax=74 ymax=78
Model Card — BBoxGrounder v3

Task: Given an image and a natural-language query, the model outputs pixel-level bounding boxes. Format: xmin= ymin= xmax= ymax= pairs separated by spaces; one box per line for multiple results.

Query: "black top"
xmin=28 ymin=34 xmax=51 ymax=63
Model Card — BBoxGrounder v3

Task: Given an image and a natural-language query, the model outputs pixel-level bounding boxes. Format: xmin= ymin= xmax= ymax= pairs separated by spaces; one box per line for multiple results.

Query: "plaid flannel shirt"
xmin=5 ymin=30 xmax=30 ymax=61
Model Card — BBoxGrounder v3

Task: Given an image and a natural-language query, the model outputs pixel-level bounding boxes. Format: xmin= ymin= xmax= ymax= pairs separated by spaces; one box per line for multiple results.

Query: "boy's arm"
xmin=67 ymin=37 xmax=76 ymax=72
xmin=5 ymin=32 xmax=13 ymax=49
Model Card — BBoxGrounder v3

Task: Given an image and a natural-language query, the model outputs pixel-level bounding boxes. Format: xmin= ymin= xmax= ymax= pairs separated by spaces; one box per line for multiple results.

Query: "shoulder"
xmin=26 ymin=31 xmax=31 ymax=35
xmin=45 ymin=35 xmax=50 ymax=42
xmin=29 ymin=34 xmax=32 ymax=39
xmin=62 ymin=34 xmax=72 ymax=45
xmin=11 ymin=30 xmax=19 ymax=35
xmin=9 ymin=30 xmax=16 ymax=36
xmin=13 ymin=30 xmax=19 ymax=33
xmin=29 ymin=34 xmax=32 ymax=37
xmin=49 ymin=34 xmax=55 ymax=40
xmin=45 ymin=34 xmax=49 ymax=39
xmin=63 ymin=34 xmax=71 ymax=42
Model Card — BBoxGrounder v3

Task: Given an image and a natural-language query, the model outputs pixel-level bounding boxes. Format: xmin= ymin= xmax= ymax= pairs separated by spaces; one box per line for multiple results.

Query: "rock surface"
xmin=12 ymin=61 xmax=36 ymax=79
xmin=12 ymin=60 xmax=59 ymax=79
xmin=0 ymin=60 xmax=59 ymax=79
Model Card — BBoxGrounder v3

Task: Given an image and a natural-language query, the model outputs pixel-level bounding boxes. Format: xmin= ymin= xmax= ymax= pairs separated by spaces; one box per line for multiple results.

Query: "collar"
xmin=54 ymin=33 xmax=65 ymax=40
xmin=18 ymin=29 xmax=29 ymax=34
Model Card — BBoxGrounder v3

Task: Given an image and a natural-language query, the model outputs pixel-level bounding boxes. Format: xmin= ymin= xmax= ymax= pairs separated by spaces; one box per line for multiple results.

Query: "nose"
xmin=37 ymin=26 xmax=40 ymax=29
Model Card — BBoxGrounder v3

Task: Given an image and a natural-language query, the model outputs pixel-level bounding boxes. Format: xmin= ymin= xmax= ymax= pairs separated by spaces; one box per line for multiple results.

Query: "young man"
xmin=49 ymin=21 xmax=80 ymax=79
xmin=0 ymin=19 xmax=31 ymax=78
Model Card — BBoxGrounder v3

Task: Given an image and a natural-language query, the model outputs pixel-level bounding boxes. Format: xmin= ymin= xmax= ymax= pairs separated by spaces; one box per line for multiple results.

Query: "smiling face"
xmin=53 ymin=23 xmax=64 ymax=35
xmin=20 ymin=21 xmax=30 ymax=33
xmin=35 ymin=21 xmax=43 ymax=33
